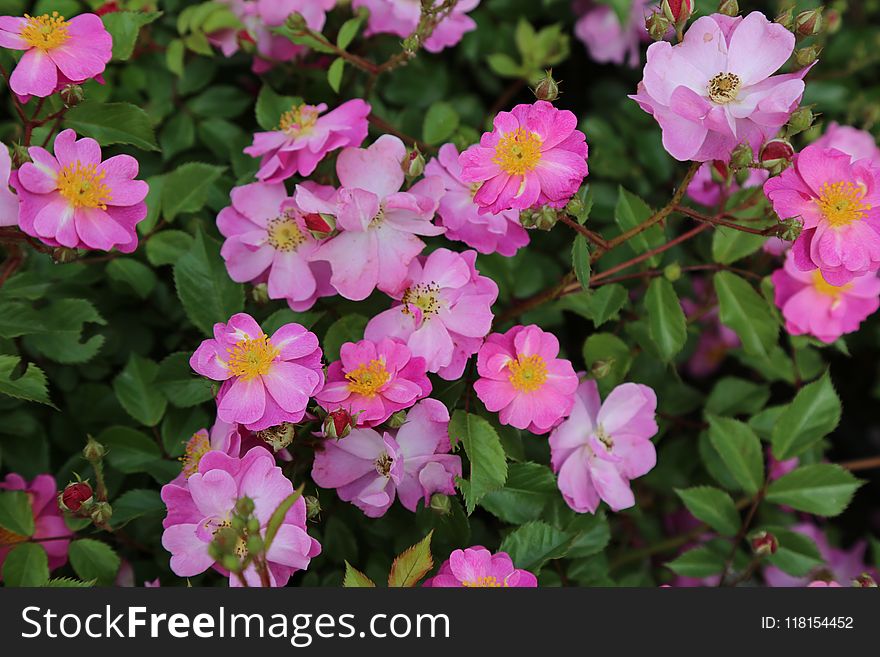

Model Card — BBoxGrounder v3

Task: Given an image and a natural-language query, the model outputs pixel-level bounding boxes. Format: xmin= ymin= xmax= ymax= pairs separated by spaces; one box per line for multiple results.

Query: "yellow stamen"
xmin=226 ymin=334 xmax=279 ymax=381
xmin=462 ymin=575 xmax=506 ymax=587
xmin=493 ymin=128 xmax=543 ymax=176
xmin=507 ymin=354 xmax=548 ymax=393
xmin=179 ymin=431 xmax=211 ymax=478
xmin=401 ymin=282 xmax=441 ymax=317
xmin=811 ymin=270 xmax=852 ymax=300
xmin=266 ymin=215 xmax=306 ymax=252
xmin=707 ymin=72 xmax=741 ymax=104
xmin=816 ymin=181 xmax=871 ymax=228
xmin=346 ymin=359 xmax=390 ymax=397
xmin=278 ymin=104 xmax=319 ymax=137
xmin=57 ymin=162 xmax=112 ymax=210
xmin=20 ymin=12 xmax=70 ymax=51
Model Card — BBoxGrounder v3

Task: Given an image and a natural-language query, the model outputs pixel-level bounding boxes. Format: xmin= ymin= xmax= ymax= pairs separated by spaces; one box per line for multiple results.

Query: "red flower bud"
xmin=662 ymin=0 xmax=694 ymax=24
xmin=751 ymin=531 xmax=778 ymax=556
xmin=854 ymin=573 xmax=877 ymax=588
xmin=303 ymin=213 xmax=335 ymax=237
xmin=760 ymin=139 xmax=795 ymax=175
xmin=61 ymin=482 xmax=93 ymax=513
xmin=323 ymin=408 xmax=354 ymax=439
xmin=95 ymin=1 xmax=120 ymax=16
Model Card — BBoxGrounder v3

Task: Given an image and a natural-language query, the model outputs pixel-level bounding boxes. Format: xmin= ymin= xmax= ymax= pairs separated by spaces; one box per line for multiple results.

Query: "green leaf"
xmin=582 ymin=332 xmax=632 ymax=393
xmin=766 ymin=464 xmax=863 ymax=517
xmin=166 ymin=38 xmax=185 ymax=76
xmin=24 ymin=298 xmax=106 ymax=364
xmin=0 ymin=355 xmax=52 ymax=406
xmin=499 ymin=521 xmax=574 ymax=573
xmin=106 ymin=258 xmax=158 ymax=299
xmin=110 ymin=489 xmax=165 ymax=528
xmin=44 ymin=577 xmax=96 ymax=587
xmin=480 ymin=462 xmax=557 ymax=524
xmin=645 ymin=278 xmax=687 ymax=361
xmin=486 ymin=53 xmax=522 ymax=77
xmin=423 ymin=102 xmax=460 ymax=145
xmin=666 ymin=545 xmax=726 ymax=578
xmin=336 ymin=16 xmax=363 ymax=50
xmin=450 ymin=411 xmax=508 ymax=514
xmin=113 ymin=354 xmax=168 ymax=426
xmin=102 ymin=10 xmax=162 ymax=61
xmin=155 ymin=352 xmax=215 ymax=408
xmin=145 ymin=230 xmax=193 ymax=267
xmin=771 ymin=371 xmax=842 ymax=460
xmin=711 ymin=229 xmax=767 ymax=265
xmin=69 ymin=539 xmax=120 ymax=585
xmin=706 ymin=377 xmax=771 ymax=417
xmin=323 ymin=314 xmax=368 ymax=361
xmin=706 ymin=415 xmax=764 ymax=494
xmin=570 ymin=184 xmax=593 ymax=224
xmin=763 ymin=527 xmax=824 ymax=577
xmin=160 ymin=112 xmax=196 ymax=161
xmin=614 ymin=187 xmax=663 ymax=264
xmin=572 ymin=235 xmax=591 ymax=291
xmin=97 ymin=426 xmax=162 ymax=474
xmin=174 ymin=226 xmax=244 ymax=335
xmin=559 ymin=284 xmax=628 ymax=327
xmin=2 ymin=543 xmax=49 ymax=587
xmin=64 ymin=101 xmax=159 ymax=151
xmin=714 ymin=271 xmax=778 ymax=358
xmin=255 ymin=85 xmax=299 ymax=131
xmin=565 ymin=512 xmax=611 ymax=559
xmin=161 ymin=162 xmax=225 ymax=221
xmin=388 ymin=531 xmax=434 ymax=587
xmin=189 ymin=86 xmax=251 ymax=119
xmin=675 ymin=486 xmax=740 ymax=535
xmin=343 ymin=561 xmax=376 ymax=588
xmin=327 ymin=57 xmax=346 ymax=93
xmin=0 ymin=490 xmax=35 ymax=537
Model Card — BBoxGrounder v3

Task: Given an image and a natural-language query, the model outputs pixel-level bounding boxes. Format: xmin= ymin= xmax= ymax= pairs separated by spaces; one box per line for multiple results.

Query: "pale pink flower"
xmin=311 ymin=399 xmax=461 ymax=517
xmin=807 ymin=581 xmax=843 ymax=587
xmin=12 ymin=129 xmax=148 ymax=252
xmin=459 ymin=100 xmax=588 ymax=214
xmin=364 ymin=248 xmax=498 ymax=380
xmin=1 ymin=143 xmax=18 ymax=227
xmin=244 ymin=99 xmax=370 ymax=183
xmin=763 ymin=143 xmax=880 ymax=286
xmin=0 ymin=12 xmax=111 ymax=98
xmin=813 ymin=122 xmax=880 ymax=165
xmin=217 ymin=181 xmax=335 ymax=311
xmin=190 ymin=313 xmax=324 ymax=432
xmin=423 ymin=547 xmax=538 ymax=587
xmin=425 ymin=143 xmax=529 ymax=256
xmin=161 ymin=446 xmax=321 ymax=587
xmin=772 ymin=250 xmax=880 ymax=343
xmin=549 ymin=379 xmax=658 ymax=513
xmin=631 ymin=12 xmax=807 ymax=162
xmin=300 ymin=135 xmax=445 ymax=301
xmin=474 ymin=324 xmax=579 ymax=434
xmin=687 ymin=160 xmax=768 ymax=207
xmin=314 ymin=337 xmax=432 ymax=427
xmin=353 ymin=0 xmax=480 ymax=53
xmin=573 ymin=0 xmax=654 ymax=68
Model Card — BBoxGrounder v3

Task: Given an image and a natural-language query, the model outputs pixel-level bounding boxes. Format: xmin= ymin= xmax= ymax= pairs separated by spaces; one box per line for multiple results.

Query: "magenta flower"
xmin=161 ymin=446 xmax=321 ymax=587
xmin=311 ymin=399 xmax=461 ymax=517
xmin=190 ymin=313 xmax=324 ymax=432
xmin=171 ymin=419 xmax=243 ymax=487
xmin=364 ymin=248 xmax=498 ymax=380
xmin=244 ymin=99 xmax=370 ymax=183
xmin=0 ymin=12 xmax=111 ymax=98
xmin=1 ymin=473 xmax=72 ymax=575
xmin=12 ymin=129 xmax=148 ymax=252
xmin=574 ymin=0 xmax=654 ymax=68
xmin=764 ymin=143 xmax=880 ymax=286
xmin=631 ymin=12 xmax=807 ymax=162
xmin=687 ymin=160 xmax=768 ymax=208
xmin=772 ymin=250 xmax=880 ymax=343
xmin=813 ymin=122 xmax=880 ymax=165
xmin=353 ymin=0 xmax=480 ymax=53
xmin=425 ymin=143 xmax=529 ymax=256
xmin=0 ymin=143 xmax=18 ymax=227
xmin=217 ymin=181 xmax=334 ymax=311
xmin=301 ymin=135 xmax=445 ymax=301
xmin=314 ymin=337 xmax=431 ymax=427
xmin=549 ymin=379 xmax=658 ymax=513
xmin=459 ymin=101 xmax=588 ymax=214
xmin=474 ymin=325 xmax=579 ymax=434
xmin=423 ymin=547 xmax=538 ymax=587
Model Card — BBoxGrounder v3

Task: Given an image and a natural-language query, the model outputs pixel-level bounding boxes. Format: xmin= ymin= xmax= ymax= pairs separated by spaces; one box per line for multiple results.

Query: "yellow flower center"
xmin=346 ymin=359 xmax=390 ymax=397
xmin=493 ymin=128 xmax=543 ymax=176
xmin=401 ymin=282 xmax=441 ymax=318
xmin=57 ymin=162 xmax=113 ymax=210
xmin=179 ymin=431 xmax=211 ymax=478
xmin=707 ymin=72 xmax=741 ymax=104
xmin=811 ymin=270 xmax=852 ymax=299
xmin=20 ymin=12 xmax=70 ymax=51
xmin=816 ymin=181 xmax=871 ymax=227
xmin=594 ymin=425 xmax=614 ymax=450
xmin=226 ymin=334 xmax=279 ymax=381
xmin=462 ymin=575 xmax=506 ymax=588
xmin=266 ymin=215 xmax=306 ymax=251
xmin=507 ymin=354 xmax=548 ymax=393
xmin=278 ymin=104 xmax=319 ymax=137
xmin=0 ymin=526 xmax=27 ymax=547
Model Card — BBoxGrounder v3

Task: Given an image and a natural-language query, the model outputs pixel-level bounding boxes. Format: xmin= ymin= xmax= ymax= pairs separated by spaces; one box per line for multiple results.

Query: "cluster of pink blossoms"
xmin=573 ymin=0 xmax=656 ymax=68
xmin=424 ymin=546 xmax=537 ymax=587
xmin=353 ymin=0 xmax=480 ymax=53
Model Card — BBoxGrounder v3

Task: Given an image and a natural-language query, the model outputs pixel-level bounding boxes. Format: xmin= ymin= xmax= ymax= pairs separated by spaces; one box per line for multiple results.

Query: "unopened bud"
xmin=403 ymin=146 xmax=425 ymax=179
xmin=221 ymin=554 xmax=241 ymax=572
xmin=304 ymin=495 xmax=322 ymax=521
xmin=323 ymin=408 xmax=354 ymax=439
xmin=256 ymin=423 xmax=295 ymax=452
xmin=664 ymin=262 xmax=682 ymax=282
xmin=774 ymin=7 xmax=793 ymax=29
xmin=794 ymin=8 xmax=823 ymax=37
xmin=388 ymin=410 xmax=408 ymax=429
xmin=533 ymin=70 xmax=560 ymax=102
xmin=645 ymin=12 xmax=672 ymax=41
xmin=52 ymin=247 xmax=78 ymax=264
xmin=751 ymin=531 xmax=778 ymax=556
xmin=90 ymin=501 xmax=112 ymax=526
xmin=285 ymin=12 xmax=306 ymax=31
xmin=565 ymin=194 xmax=585 ymax=220
xmin=60 ymin=481 xmax=93 ymax=513
xmin=779 ymin=216 xmax=803 ymax=242
xmin=717 ymin=0 xmax=738 ymax=17
xmin=429 ymin=493 xmax=451 ymax=515
xmin=854 ymin=573 xmax=877 ymax=588
xmin=787 ymin=106 xmax=815 ymax=136
xmin=591 ymin=358 xmax=614 ymax=379
xmin=794 ymin=45 xmax=821 ymax=69
xmin=760 ymin=139 xmax=795 ymax=175
xmin=519 ymin=206 xmax=558 ymax=231
xmin=251 ymin=282 xmax=269 ymax=305
xmin=11 ymin=143 xmax=31 ymax=167
xmin=303 ymin=213 xmax=335 ymax=239
xmin=246 ymin=534 xmax=263 ymax=555
xmin=83 ymin=436 xmax=106 ymax=463
xmin=730 ymin=142 xmax=753 ymax=169
xmin=402 ymin=34 xmax=420 ymax=54
xmin=59 ymin=84 xmax=84 ymax=108
xmin=234 ymin=496 xmax=255 ymax=518
xmin=661 ymin=0 xmax=694 ymax=25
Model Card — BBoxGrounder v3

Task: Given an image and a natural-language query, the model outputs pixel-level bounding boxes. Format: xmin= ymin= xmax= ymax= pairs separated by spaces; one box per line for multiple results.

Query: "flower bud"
xmin=533 ymin=70 xmax=560 ymax=102
xmin=645 ymin=11 xmax=672 ymax=41
xmin=95 ymin=1 xmax=120 ymax=16
xmin=402 ymin=34 xmax=420 ymax=54
xmin=854 ymin=573 xmax=877 ymax=588
xmin=256 ymin=423 xmax=295 ymax=451
xmin=794 ymin=44 xmax=822 ymax=68
xmin=52 ymin=247 xmax=78 ymax=264
xmin=59 ymin=84 xmax=84 ymax=108
xmin=304 ymin=495 xmax=322 ymax=521
xmin=774 ymin=7 xmax=793 ymax=30
xmin=565 ymin=194 xmax=585 ymax=219
xmin=403 ymin=146 xmax=426 ymax=179
xmin=759 ymin=139 xmax=795 ymax=175
xmin=60 ymin=481 xmax=93 ymax=513
xmin=235 ymin=496 xmax=255 ymax=518
xmin=591 ymin=358 xmax=615 ymax=379
xmin=786 ymin=106 xmax=815 ymax=136
xmin=779 ymin=216 xmax=804 ymax=242
xmin=661 ymin=0 xmax=694 ymax=25
xmin=83 ymin=436 xmax=106 ymax=463
xmin=664 ymin=262 xmax=682 ymax=282
xmin=824 ymin=8 xmax=841 ymax=34
xmin=519 ymin=206 xmax=558 ymax=231
xmin=251 ymin=282 xmax=269 ymax=305
xmin=729 ymin=142 xmax=753 ymax=169
xmin=11 ymin=143 xmax=31 ymax=167
xmin=388 ymin=410 xmax=408 ymax=429
xmin=751 ymin=531 xmax=779 ymax=556
xmin=303 ymin=213 xmax=335 ymax=239
xmin=90 ymin=501 xmax=112 ymax=526
xmin=285 ymin=12 xmax=306 ymax=31
xmin=323 ymin=408 xmax=355 ymax=439
xmin=429 ymin=493 xmax=451 ymax=516
xmin=221 ymin=554 xmax=241 ymax=573
xmin=246 ymin=534 xmax=263 ymax=555
xmin=794 ymin=8 xmax=823 ymax=37
xmin=717 ymin=0 xmax=738 ymax=17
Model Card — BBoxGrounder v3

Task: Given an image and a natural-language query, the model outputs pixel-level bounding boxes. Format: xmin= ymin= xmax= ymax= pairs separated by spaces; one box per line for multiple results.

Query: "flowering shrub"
xmin=1 ymin=0 xmax=879 ymax=590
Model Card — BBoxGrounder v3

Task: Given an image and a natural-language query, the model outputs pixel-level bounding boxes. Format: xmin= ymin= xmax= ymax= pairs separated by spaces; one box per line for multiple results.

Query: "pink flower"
xmin=244 ymin=99 xmax=371 ymax=183
xmin=161 ymin=446 xmax=321 ymax=587
xmin=364 ymin=248 xmax=498 ymax=380
xmin=0 ymin=473 xmax=72 ymax=575
xmin=353 ymin=0 xmax=480 ymax=53
xmin=0 ymin=12 xmax=111 ymax=98
xmin=171 ymin=420 xmax=243 ymax=487
xmin=763 ymin=143 xmax=880 ymax=286
xmin=423 ymin=547 xmax=538 ymax=587
xmin=12 ymin=129 xmax=148 ymax=252
xmin=425 ymin=143 xmax=529 ymax=256
xmin=687 ymin=160 xmax=768 ymax=207
xmin=314 ymin=337 xmax=431 ymax=427
xmin=311 ymin=399 xmax=461 ymax=517
xmin=474 ymin=325 xmax=579 ymax=434
xmin=807 ymin=581 xmax=843 ymax=587
xmin=771 ymin=250 xmax=880 ymax=343
xmin=813 ymin=122 xmax=880 ymax=165
xmin=256 ymin=0 xmax=336 ymax=30
xmin=763 ymin=236 xmax=790 ymax=257
xmin=190 ymin=313 xmax=324 ymax=432
xmin=300 ymin=135 xmax=445 ymax=301
xmin=549 ymin=379 xmax=658 ymax=513
xmin=631 ymin=12 xmax=807 ymax=162
xmin=217 ymin=181 xmax=335 ymax=311
xmin=1 ymin=143 xmax=18 ymax=227
xmin=573 ymin=0 xmax=654 ymax=68
xmin=459 ymin=101 xmax=588 ymax=214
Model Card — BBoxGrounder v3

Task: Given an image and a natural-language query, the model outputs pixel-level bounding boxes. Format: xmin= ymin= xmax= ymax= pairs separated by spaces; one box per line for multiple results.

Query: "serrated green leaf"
xmin=706 ymin=377 xmax=771 ymax=417
xmin=499 ymin=521 xmax=573 ymax=573
xmin=113 ymin=354 xmax=167 ymax=426
xmin=145 ymin=230 xmax=193 ymax=267
xmin=323 ymin=314 xmax=368 ymax=361
xmin=388 ymin=531 xmax=433 ymax=587
xmin=711 ymin=229 xmax=767 ymax=265
xmin=0 ymin=490 xmax=35 ymax=537
xmin=0 ymin=356 xmax=52 ymax=406
xmin=64 ymin=101 xmax=159 ymax=151
xmin=614 ymin=187 xmax=663 ymax=264
xmin=572 ymin=235 xmax=590 ymax=291
xmin=707 ymin=415 xmax=764 ymax=494
xmin=111 ymin=489 xmax=165 ymax=527
xmin=480 ymin=462 xmax=557 ymax=524
xmin=763 ymin=527 xmax=824 ymax=577
xmin=450 ymin=411 xmax=508 ymax=514
xmin=423 ymin=102 xmax=460 ymax=145
xmin=675 ymin=486 xmax=740 ymax=535
xmin=255 ymin=85 xmax=299 ymax=132
xmin=666 ymin=545 xmax=726 ymax=578
xmin=106 ymin=258 xmax=158 ymax=299
xmin=155 ymin=352 xmax=214 ymax=408
xmin=343 ymin=561 xmax=376 ymax=587
xmin=2 ymin=543 xmax=49 ymax=587
xmin=161 ymin=162 xmax=225 ymax=221
xmin=771 ymin=371 xmax=841 ymax=460
xmin=102 ymin=10 xmax=162 ymax=61
xmin=766 ymin=464 xmax=862 ymax=517
xmin=69 ymin=539 xmax=120 ymax=585
xmin=714 ymin=271 xmax=779 ymax=358
xmin=645 ymin=278 xmax=687 ymax=362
